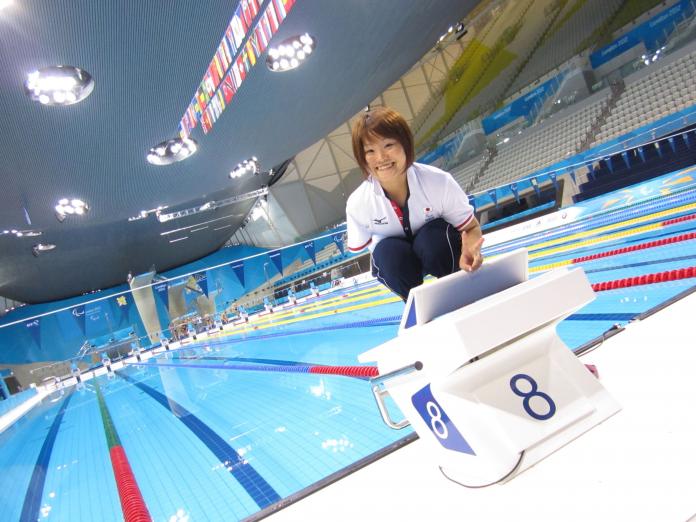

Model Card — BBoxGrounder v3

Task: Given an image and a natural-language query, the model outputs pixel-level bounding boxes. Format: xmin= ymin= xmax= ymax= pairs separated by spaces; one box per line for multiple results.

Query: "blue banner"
xmin=590 ymin=0 xmax=695 ymax=69
xmin=417 ymin=135 xmax=459 ymax=166
xmin=231 ymin=261 xmax=245 ymax=287
xmin=482 ymin=72 xmax=565 ymax=135
xmin=25 ymin=319 xmax=41 ymax=348
xmin=194 ymin=272 xmax=209 ymax=297
xmin=154 ymin=283 xmax=169 ymax=311
xmin=114 ymin=294 xmax=132 ymax=325
xmin=332 ymin=233 xmax=344 ymax=255
xmin=303 ymin=240 xmax=316 ymax=264
xmin=71 ymin=305 xmax=86 ymax=336
xmin=269 ymin=250 xmax=283 ymax=275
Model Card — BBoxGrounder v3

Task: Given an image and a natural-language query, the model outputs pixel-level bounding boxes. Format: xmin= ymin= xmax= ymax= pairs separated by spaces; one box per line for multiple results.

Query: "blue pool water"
xmin=2 ymin=179 xmax=696 ymax=521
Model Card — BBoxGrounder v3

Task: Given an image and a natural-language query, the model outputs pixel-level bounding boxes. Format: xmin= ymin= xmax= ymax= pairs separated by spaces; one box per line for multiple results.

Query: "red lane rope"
xmin=592 ymin=266 xmax=696 ymax=292
xmin=110 ymin=446 xmax=152 ymax=522
xmin=662 ymin=212 xmax=696 ymax=226
xmin=572 ymin=231 xmax=696 ymax=263
xmin=308 ymin=365 xmax=379 ymax=378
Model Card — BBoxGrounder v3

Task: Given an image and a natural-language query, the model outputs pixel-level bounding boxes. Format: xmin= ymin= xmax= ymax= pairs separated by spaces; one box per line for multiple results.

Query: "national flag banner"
xmin=242 ymin=0 xmax=254 ymax=27
xmin=230 ymin=10 xmax=247 ymax=49
xmin=283 ymin=0 xmax=295 ymax=10
xmin=221 ymin=36 xmax=234 ymax=67
xmin=248 ymin=34 xmax=261 ymax=60
xmin=201 ymin=109 xmax=212 ymax=134
xmin=225 ymin=25 xmax=238 ymax=55
xmin=221 ymin=74 xmax=236 ymax=103
xmin=249 ymin=0 xmax=261 ymax=18
xmin=213 ymin=53 xmax=225 ymax=80
xmin=204 ymin=71 xmax=216 ymax=97
xmin=231 ymin=62 xmax=242 ymax=88
xmin=246 ymin=40 xmax=256 ymax=66
xmin=236 ymin=55 xmax=247 ymax=80
xmin=266 ymin=3 xmax=279 ymax=33
xmin=217 ymin=90 xmax=226 ymax=111
xmin=255 ymin=24 xmax=268 ymax=51
xmin=187 ymin=105 xmax=197 ymax=128
xmin=208 ymin=60 xmax=221 ymax=87
xmin=178 ymin=123 xmax=187 ymax=140
xmin=273 ymin=0 xmax=287 ymax=19
xmin=192 ymin=96 xmax=202 ymax=119
xmin=261 ymin=11 xmax=273 ymax=41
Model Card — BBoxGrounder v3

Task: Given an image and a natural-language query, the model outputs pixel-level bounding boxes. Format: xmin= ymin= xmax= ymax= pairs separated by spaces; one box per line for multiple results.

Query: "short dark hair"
xmin=351 ymin=107 xmax=415 ymax=177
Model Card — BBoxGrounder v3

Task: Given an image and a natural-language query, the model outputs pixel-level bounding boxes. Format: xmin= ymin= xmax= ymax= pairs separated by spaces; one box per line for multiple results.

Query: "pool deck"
xmin=268 ymin=291 xmax=696 ymax=522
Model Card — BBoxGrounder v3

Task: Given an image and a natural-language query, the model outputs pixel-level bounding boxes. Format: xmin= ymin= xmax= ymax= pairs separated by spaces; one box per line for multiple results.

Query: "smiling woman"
xmin=345 ymin=107 xmax=484 ymax=301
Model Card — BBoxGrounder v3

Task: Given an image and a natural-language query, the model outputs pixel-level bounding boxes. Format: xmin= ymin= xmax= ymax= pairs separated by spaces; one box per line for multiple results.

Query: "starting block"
xmin=359 ymin=249 xmax=620 ymax=486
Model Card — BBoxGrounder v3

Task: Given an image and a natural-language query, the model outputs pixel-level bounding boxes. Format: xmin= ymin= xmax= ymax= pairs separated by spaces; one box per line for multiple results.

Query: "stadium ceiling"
xmin=0 ymin=0 xmax=477 ymax=303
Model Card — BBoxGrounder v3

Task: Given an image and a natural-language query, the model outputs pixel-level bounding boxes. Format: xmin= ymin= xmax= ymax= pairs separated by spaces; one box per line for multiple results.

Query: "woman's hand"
xmin=459 ymin=221 xmax=484 ymax=272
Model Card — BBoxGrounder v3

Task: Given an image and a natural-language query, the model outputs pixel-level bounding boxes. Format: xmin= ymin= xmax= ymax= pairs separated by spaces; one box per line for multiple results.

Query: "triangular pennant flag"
xmin=668 ymin=136 xmax=676 ymax=153
xmin=231 ymin=261 xmax=245 ymax=288
xmin=683 ymin=132 xmax=692 ymax=148
xmin=621 ymin=151 xmax=630 ymax=169
xmin=332 ymin=233 xmax=345 ymax=255
xmin=487 ymin=188 xmax=498 ymax=207
xmin=195 ymin=272 xmax=209 ymax=297
xmin=71 ymin=305 xmax=86 ymax=336
xmin=567 ymin=167 xmax=576 ymax=185
xmin=549 ymin=172 xmax=558 ymax=190
xmin=25 ymin=318 xmax=41 ymax=348
xmin=637 ymin=146 xmax=646 ymax=162
xmin=303 ymin=240 xmax=316 ymax=264
xmin=510 ymin=182 xmax=520 ymax=204
xmin=655 ymin=141 xmax=663 ymax=157
xmin=530 ymin=177 xmax=541 ymax=197
xmin=605 ymin=157 xmax=614 ymax=174
xmin=269 ymin=250 xmax=283 ymax=275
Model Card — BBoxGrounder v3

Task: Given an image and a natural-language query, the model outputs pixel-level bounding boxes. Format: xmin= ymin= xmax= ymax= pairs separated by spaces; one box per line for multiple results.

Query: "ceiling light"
xmin=1 ymin=229 xmax=42 ymax=237
xmin=25 ymin=65 xmax=95 ymax=106
xmin=55 ymin=198 xmax=89 ymax=222
xmin=32 ymin=243 xmax=56 ymax=257
xmin=229 ymin=157 xmax=260 ymax=179
xmin=267 ymin=33 xmax=316 ymax=72
xmin=147 ymin=137 xmax=198 ymax=165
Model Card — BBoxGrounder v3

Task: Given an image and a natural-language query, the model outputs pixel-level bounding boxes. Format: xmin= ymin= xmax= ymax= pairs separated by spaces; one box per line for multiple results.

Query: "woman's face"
xmin=363 ymin=134 xmax=407 ymax=185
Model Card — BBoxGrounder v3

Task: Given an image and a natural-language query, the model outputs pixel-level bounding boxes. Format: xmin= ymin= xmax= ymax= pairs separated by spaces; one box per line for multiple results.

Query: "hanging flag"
xmin=261 ymin=11 xmax=273 ymax=41
xmin=549 ymin=172 xmax=558 ymax=190
xmin=115 ymin=294 xmax=133 ymax=325
xmin=226 ymin=25 xmax=239 ymax=55
xmin=566 ymin=167 xmax=576 ymax=185
xmin=510 ymin=182 xmax=520 ymax=203
xmin=332 ymin=233 xmax=345 ymax=255
xmin=221 ymin=74 xmax=236 ymax=103
xmin=71 ymin=305 xmax=86 ymax=336
xmin=230 ymin=9 xmax=247 ymax=49
xmin=605 ymin=157 xmax=614 ymax=174
xmin=195 ymin=272 xmax=209 ymax=297
xmin=487 ymin=188 xmax=498 ymax=206
xmin=273 ymin=0 xmax=287 ymax=19
xmin=655 ymin=141 xmax=663 ymax=157
xmin=255 ymin=24 xmax=268 ymax=51
xmin=269 ymin=250 xmax=283 ymax=275
xmin=683 ymin=132 xmax=692 ymax=148
xmin=530 ymin=177 xmax=540 ymax=197
xmin=586 ymin=162 xmax=595 ymax=179
xmin=201 ymin=110 xmax=213 ymax=134
xmin=231 ymin=261 xmax=245 ymax=288
xmin=637 ymin=146 xmax=646 ymax=162
xmin=25 ymin=318 xmax=41 ymax=348
xmin=621 ymin=151 xmax=631 ymax=169
xmin=266 ymin=2 xmax=279 ymax=33
xmin=248 ymin=32 xmax=261 ymax=58
xmin=668 ymin=136 xmax=676 ymax=153
xmin=303 ymin=240 xmax=316 ymax=264
xmin=246 ymin=40 xmax=256 ymax=67
xmin=154 ymin=283 xmax=169 ymax=312
xmin=236 ymin=55 xmax=247 ymax=80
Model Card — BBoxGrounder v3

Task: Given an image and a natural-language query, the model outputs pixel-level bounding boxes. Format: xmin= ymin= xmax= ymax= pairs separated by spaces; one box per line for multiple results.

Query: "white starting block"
xmin=359 ymin=249 xmax=620 ymax=486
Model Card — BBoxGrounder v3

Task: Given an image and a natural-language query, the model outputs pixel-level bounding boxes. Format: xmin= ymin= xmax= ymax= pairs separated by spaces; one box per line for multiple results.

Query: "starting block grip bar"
xmin=370 ymin=361 xmax=423 ymax=430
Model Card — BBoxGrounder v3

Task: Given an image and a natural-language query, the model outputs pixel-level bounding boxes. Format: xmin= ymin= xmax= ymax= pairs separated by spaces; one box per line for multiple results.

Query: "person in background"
xmin=346 ymin=106 xmax=483 ymax=301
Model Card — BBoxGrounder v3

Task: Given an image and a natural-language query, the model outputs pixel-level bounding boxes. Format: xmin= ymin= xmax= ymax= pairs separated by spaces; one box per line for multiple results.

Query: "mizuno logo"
xmin=373 ymin=217 xmax=388 ymax=225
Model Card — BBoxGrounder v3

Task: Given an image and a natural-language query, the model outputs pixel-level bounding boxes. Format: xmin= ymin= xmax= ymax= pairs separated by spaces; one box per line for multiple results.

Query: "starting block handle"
xmin=370 ymin=361 xmax=423 ymax=430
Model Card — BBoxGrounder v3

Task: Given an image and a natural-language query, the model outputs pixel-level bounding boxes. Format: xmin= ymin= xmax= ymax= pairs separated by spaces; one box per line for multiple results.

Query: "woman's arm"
xmin=459 ymin=217 xmax=484 ymax=272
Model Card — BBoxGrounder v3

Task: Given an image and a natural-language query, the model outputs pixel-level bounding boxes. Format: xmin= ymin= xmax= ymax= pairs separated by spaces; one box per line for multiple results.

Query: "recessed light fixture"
xmin=32 ymin=243 xmax=56 ymax=257
xmin=266 ymin=33 xmax=315 ymax=72
xmin=147 ymin=137 xmax=198 ymax=165
xmin=2 ymin=229 xmax=42 ymax=237
xmin=55 ymin=198 xmax=89 ymax=222
xmin=229 ymin=157 xmax=259 ymax=179
xmin=25 ymin=65 xmax=95 ymax=106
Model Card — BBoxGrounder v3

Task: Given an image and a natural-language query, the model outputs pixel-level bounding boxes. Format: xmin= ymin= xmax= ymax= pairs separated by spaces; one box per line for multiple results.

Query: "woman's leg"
xmin=371 ymin=237 xmax=422 ymax=301
xmin=412 ymin=218 xmax=462 ymax=277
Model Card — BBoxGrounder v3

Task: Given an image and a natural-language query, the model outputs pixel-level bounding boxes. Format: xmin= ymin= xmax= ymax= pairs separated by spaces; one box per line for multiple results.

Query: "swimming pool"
xmin=1 ymin=176 xmax=696 ymax=521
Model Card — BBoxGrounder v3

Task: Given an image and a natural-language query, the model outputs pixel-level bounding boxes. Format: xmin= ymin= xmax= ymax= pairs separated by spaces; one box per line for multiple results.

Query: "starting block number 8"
xmin=412 ymin=384 xmax=476 ymax=455
xmin=510 ymin=374 xmax=556 ymax=421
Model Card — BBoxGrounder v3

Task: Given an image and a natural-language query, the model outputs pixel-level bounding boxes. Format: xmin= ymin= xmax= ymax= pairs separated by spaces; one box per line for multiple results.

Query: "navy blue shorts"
xmin=371 ymin=218 xmax=461 ymax=301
